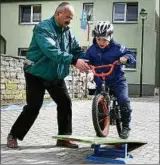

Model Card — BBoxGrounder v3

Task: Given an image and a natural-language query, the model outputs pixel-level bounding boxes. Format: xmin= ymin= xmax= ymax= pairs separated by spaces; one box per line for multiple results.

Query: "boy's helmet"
xmin=92 ymin=21 xmax=114 ymax=41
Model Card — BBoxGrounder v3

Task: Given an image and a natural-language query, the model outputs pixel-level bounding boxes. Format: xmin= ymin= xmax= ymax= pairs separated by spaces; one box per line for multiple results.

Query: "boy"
xmin=84 ymin=21 xmax=136 ymax=139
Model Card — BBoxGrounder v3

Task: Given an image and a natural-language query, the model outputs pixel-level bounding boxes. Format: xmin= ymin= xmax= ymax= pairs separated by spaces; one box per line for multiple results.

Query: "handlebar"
xmin=88 ymin=60 xmax=120 ymax=79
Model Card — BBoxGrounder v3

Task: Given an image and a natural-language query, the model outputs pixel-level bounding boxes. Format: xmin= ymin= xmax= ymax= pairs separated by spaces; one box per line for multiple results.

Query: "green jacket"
xmin=25 ymin=16 xmax=85 ymax=80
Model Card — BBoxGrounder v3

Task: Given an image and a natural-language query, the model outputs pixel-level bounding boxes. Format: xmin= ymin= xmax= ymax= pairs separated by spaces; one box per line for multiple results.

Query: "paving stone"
xmin=1 ymin=97 xmax=159 ymax=164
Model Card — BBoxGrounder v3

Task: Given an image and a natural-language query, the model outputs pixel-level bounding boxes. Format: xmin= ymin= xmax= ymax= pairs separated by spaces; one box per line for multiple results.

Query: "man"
xmin=7 ymin=2 xmax=90 ymax=149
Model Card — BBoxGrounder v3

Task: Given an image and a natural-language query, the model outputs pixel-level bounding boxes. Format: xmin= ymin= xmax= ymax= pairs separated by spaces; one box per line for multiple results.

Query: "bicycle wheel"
xmin=92 ymin=94 xmax=110 ymax=137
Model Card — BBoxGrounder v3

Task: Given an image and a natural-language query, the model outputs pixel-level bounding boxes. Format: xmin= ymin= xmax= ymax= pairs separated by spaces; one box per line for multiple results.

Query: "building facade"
xmin=1 ymin=0 xmax=159 ymax=95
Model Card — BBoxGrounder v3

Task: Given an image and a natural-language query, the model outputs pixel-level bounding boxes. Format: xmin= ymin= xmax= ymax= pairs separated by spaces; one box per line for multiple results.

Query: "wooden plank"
xmin=53 ymin=135 xmax=147 ymax=151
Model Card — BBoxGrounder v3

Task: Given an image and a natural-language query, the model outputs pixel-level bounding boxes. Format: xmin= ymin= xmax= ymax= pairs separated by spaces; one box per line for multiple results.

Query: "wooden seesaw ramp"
xmin=53 ymin=135 xmax=147 ymax=164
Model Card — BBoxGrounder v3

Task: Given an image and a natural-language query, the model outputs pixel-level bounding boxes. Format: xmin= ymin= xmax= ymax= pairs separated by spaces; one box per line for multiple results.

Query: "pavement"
xmin=1 ymin=96 xmax=159 ymax=164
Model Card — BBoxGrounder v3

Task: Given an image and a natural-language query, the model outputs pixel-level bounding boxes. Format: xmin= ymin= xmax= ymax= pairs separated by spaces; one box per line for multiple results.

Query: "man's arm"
xmin=69 ymin=31 xmax=90 ymax=72
xmin=70 ymin=34 xmax=85 ymax=64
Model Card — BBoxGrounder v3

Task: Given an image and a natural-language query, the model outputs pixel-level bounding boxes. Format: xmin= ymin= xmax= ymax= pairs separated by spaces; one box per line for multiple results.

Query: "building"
xmin=1 ymin=0 xmax=159 ymax=96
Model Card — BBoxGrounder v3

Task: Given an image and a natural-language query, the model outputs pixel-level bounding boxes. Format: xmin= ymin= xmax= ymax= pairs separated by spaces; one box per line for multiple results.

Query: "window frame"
xmin=18 ymin=48 xmax=28 ymax=56
xmin=124 ymin=48 xmax=137 ymax=71
xmin=19 ymin=4 xmax=41 ymax=25
xmin=112 ymin=2 xmax=138 ymax=24
xmin=83 ymin=3 xmax=94 ymax=23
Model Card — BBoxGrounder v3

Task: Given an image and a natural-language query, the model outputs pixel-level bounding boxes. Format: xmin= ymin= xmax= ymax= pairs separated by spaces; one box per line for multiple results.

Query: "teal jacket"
xmin=25 ymin=16 xmax=85 ymax=80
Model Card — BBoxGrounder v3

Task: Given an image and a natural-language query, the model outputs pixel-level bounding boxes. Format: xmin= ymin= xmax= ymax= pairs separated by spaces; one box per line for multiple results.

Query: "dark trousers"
xmin=10 ymin=72 xmax=72 ymax=140
xmin=114 ymin=79 xmax=132 ymax=128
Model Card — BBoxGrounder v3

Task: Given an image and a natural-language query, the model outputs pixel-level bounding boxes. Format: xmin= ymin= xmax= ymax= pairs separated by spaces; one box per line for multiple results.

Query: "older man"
xmin=7 ymin=2 xmax=90 ymax=149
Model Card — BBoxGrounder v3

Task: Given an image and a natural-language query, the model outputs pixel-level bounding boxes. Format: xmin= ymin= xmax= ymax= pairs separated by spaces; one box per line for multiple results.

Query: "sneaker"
xmin=119 ymin=127 xmax=130 ymax=139
xmin=7 ymin=134 xmax=18 ymax=148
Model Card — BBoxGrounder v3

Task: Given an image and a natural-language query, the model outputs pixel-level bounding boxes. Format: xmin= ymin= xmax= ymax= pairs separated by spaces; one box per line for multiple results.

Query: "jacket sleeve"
xmin=83 ymin=48 xmax=90 ymax=60
xmin=34 ymin=26 xmax=73 ymax=64
xmin=69 ymin=31 xmax=85 ymax=65
xmin=119 ymin=45 xmax=136 ymax=64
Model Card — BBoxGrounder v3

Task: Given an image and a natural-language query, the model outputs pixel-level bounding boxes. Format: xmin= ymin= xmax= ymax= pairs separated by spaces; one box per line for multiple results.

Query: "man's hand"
xmin=120 ymin=56 xmax=128 ymax=64
xmin=75 ymin=59 xmax=90 ymax=72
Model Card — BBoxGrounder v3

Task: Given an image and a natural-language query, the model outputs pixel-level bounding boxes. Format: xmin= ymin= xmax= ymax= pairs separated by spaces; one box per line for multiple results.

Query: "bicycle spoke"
xmin=92 ymin=94 xmax=110 ymax=137
xmin=98 ymin=118 xmax=104 ymax=124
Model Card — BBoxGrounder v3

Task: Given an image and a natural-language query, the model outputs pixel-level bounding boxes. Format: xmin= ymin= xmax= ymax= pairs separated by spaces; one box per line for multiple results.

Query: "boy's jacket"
xmin=84 ymin=39 xmax=136 ymax=87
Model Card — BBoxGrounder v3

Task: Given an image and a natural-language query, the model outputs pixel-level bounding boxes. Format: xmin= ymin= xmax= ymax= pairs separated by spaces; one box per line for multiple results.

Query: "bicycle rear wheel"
xmin=115 ymin=107 xmax=122 ymax=136
xmin=92 ymin=94 xmax=110 ymax=137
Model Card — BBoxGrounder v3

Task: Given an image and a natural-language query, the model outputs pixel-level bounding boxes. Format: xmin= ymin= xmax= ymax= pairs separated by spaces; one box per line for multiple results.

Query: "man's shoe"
xmin=119 ymin=127 xmax=130 ymax=139
xmin=7 ymin=134 xmax=18 ymax=148
xmin=56 ymin=140 xmax=79 ymax=148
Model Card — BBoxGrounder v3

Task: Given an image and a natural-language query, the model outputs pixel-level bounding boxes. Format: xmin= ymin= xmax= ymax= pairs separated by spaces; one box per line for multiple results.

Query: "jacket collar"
xmin=50 ymin=16 xmax=70 ymax=33
xmin=93 ymin=38 xmax=113 ymax=52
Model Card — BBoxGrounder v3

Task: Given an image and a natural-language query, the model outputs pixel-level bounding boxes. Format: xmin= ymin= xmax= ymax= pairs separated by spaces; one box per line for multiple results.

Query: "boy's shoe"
xmin=119 ymin=127 xmax=130 ymax=139
xmin=7 ymin=134 xmax=18 ymax=148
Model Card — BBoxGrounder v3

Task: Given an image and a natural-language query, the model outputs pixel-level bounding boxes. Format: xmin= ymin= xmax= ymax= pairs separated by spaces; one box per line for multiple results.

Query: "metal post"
xmin=140 ymin=18 xmax=144 ymax=97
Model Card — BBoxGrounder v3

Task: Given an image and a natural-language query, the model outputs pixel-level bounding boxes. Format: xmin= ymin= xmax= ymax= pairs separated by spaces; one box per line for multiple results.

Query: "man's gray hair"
xmin=55 ymin=2 xmax=71 ymax=13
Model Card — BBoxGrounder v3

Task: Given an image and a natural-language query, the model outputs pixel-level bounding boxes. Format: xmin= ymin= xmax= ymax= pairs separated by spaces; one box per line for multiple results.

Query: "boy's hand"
xmin=75 ymin=59 xmax=90 ymax=73
xmin=120 ymin=56 xmax=128 ymax=64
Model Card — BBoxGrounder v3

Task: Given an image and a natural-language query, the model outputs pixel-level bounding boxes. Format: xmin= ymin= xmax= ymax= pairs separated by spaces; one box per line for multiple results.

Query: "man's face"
xmin=96 ymin=37 xmax=110 ymax=49
xmin=57 ymin=7 xmax=74 ymax=28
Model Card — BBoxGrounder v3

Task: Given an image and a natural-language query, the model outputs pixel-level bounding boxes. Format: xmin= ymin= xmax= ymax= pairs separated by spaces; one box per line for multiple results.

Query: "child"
xmin=84 ymin=21 xmax=136 ymax=139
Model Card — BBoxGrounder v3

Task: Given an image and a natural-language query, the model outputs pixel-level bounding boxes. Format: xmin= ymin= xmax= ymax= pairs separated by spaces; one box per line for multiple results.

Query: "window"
xmin=83 ymin=3 xmax=94 ymax=22
xmin=18 ymin=48 xmax=28 ymax=56
xmin=0 ymin=35 xmax=6 ymax=54
xmin=19 ymin=5 xmax=41 ymax=24
xmin=113 ymin=3 xmax=138 ymax=23
xmin=124 ymin=48 xmax=137 ymax=70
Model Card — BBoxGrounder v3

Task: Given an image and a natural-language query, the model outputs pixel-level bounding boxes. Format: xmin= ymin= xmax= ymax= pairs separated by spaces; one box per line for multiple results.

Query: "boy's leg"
xmin=114 ymin=79 xmax=132 ymax=139
xmin=8 ymin=72 xmax=45 ymax=147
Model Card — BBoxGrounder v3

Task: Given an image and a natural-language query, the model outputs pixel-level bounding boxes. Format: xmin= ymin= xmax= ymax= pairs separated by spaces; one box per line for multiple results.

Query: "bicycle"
xmin=89 ymin=60 xmax=122 ymax=137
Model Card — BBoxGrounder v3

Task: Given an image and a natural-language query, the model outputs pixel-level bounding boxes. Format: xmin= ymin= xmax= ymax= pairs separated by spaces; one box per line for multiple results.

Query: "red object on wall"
xmin=87 ymin=23 xmax=90 ymax=41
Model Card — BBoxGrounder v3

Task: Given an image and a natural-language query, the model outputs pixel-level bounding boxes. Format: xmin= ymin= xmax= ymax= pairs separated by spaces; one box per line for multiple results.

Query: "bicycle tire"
xmin=92 ymin=94 xmax=110 ymax=137
xmin=115 ymin=108 xmax=122 ymax=136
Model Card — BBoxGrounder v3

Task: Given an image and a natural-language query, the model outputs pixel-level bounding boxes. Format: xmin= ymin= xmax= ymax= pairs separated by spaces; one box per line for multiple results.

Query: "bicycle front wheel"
xmin=92 ymin=94 xmax=110 ymax=137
